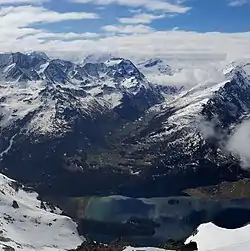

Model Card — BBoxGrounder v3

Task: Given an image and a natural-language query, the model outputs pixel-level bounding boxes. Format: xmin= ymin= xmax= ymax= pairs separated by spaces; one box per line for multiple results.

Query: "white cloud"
xmin=118 ymin=13 xmax=166 ymax=24
xmin=228 ymin=0 xmax=249 ymax=6
xmin=0 ymin=0 xmax=49 ymax=4
xmin=102 ymin=24 xmax=154 ymax=34
xmin=148 ymin=65 xmax=225 ymax=88
xmin=38 ymin=32 xmax=100 ymax=40
xmin=227 ymin=120 xmax=250 ymax=169
xmin=0 ymin=5 xmax=99 ymax=26
xmin=70 ymin=0 xmax=191 ymax=13
xmin=198 ymin=117 xmax=223 ymax=140
xmin=2 ymin=30 xmax=250 ymax=65
xmin=0 ymin=5 xmax=100 ymax=49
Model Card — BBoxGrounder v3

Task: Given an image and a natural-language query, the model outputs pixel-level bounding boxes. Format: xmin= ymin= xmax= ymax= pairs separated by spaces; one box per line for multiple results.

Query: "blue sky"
xmin=41 ymin=0 xmax=250 ymax=33
xmin=0 ymin=0 xmax=250 ymax=61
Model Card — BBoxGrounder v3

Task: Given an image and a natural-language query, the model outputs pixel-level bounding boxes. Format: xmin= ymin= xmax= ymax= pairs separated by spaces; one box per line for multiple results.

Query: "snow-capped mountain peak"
xmin=27 ymin=51 xmax=50 ymax=61
xmin=105 ymin=57 xmax=145 ymax=80
xmin=224 ymin=61 xmax=250 ymax=80
xmin=82 ymin=53 xmax=113 ymax=65
xmin=142 ymin=58 xmax=163 ymax=68
xmin=137 ymin=58 xmax=172 ymax=76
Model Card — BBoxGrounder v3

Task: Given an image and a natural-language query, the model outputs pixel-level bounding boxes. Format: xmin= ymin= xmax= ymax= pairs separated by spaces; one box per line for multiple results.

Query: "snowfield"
xmin=186 ymin=222 xmax=250 ymax=251
xmin=0 ymin=173 xmax=84 ymax=251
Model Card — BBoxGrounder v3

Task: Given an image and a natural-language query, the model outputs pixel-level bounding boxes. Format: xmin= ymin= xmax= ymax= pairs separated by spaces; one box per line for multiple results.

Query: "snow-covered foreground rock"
xmin=186 ymin=222 xmax=250 ymax=251
xmin=0 ymin=173 xmax=84 ymax=251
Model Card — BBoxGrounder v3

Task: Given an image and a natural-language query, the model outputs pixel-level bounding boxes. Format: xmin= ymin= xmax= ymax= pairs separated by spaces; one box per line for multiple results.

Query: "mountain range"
xmin=0 ymin=52 xmax=250 ymax=198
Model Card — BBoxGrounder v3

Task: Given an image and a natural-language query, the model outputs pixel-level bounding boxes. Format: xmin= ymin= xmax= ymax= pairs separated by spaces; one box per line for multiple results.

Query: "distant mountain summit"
xmin=137 ymin=58 xmax=173 ymax=76
xmin=82 ymin=53 xmax=114 ymax=64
